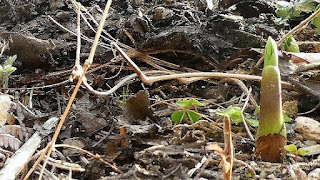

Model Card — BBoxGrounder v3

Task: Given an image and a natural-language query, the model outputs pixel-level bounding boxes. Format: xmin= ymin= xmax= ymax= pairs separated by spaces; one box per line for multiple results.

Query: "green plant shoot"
xmin=284 ymin=35 xmax=300 ymax=52
xmin=276 ymin=0 xmax=315 ymax=20
xmin=217 ymin=106 xmax=259 ymax=127
xmin=0 ymin=55 xmax=17 ymax=88
xmin=255 ymin=37 xmax=287 ymax=162
xmin=284 ymin=144 xmax=308 ymax=156
xmin=171 ymin=98 xmax=206 ymax=123
xmin=276 ymin=1 xmax=301 ymax=20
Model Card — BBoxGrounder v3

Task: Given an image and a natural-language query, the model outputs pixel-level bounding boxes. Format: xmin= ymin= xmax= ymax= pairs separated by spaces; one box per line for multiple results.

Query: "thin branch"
xmin=54 ymin=144 xmax=122 ymax=173
xmin=241 ymin=87 xmax=255 ymax=141
xmin=233 ymin=158 xmax=257 ymax=179
xmin=48 ymin=16 xmax=111 ymax=50
xmin=112 ymin=41 xmax=293 ymax=88
xmin=23 ymin=1 xmax=115 ymax=180
xmin=220 ymin=78 xmax=258 ymax=108
xmin=40 ymin=0 xmax=114 ymax=178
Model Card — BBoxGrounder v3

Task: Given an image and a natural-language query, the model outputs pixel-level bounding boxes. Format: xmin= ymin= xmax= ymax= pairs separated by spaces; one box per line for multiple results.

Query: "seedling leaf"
xmin=295 ymin=0 xmax=315 ymax=12
xmin=284 ymin=35 xmax=300 ymax=52
xmin=297 ymin=148 xmax=308 ymax=156
xmin=246 ymin=118 xmax=259 ymax=127
xmin=312 ymin=4 xmax=320 ymax=33
xmin=245 ymin=172 xmax=252 ymax=178
xmin=4 ymin=55 xmax=17 ymax=66
xmin=283 ymin=113 xmax=292 ymax=122
xmin=276 ymin=1 xmax=301 ymax=19
xmin=254 ymin=106 xmax=260 ymax=116
xmin=176 ymin=99 xmax=191 ymax=108
xmin=187 ymin=111 xmax=201 ymax=123
xmin=171 ymin=111 xmax=186 ymax=123
xmin=225 ymin=106 xmax=243 ymax=124
xmin=190 ymin=99 xmax=207 ymax=106
xmin=284 ymin=144 xmax=298 ymax=154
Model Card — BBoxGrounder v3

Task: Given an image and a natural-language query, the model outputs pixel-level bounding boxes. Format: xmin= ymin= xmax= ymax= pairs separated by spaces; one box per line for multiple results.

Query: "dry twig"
xmin=111 ymin=42 xmax=293 ymax=88
xmin=23 ymin=1 xmax=115 ymax=179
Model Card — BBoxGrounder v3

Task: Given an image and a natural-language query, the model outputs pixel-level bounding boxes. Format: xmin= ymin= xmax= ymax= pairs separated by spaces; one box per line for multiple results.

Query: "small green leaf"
xmin=176 ymin=98 xmax=207 ymax=108
xmin=216 ymin=112 xmax=227 ymax=116
xmin=284 ymin=144 xmax=298 ymax=154
xmin=254 ymin=106 xmax=260 ymax=116
xmin=171 ymin=111 xmax=186 ymax=123
xmin=225 ymin=106 xmax=243 ymax=124
xmin=176 ymin=99 xmax=193 ymax=108
xmin=297 ymin=148 xmax=309 ymax=156
xmin=187 ymin=111 xmax=201 ymax=123
xmin=246 ymin=118 xmax=259 ymax=127
xmin=190 ymin=99 xmax=207 ymax=106
xmin=4 ymin=55 xmax=17 ymax=66
xmin=283 ymin=113 xmax=292 ymax=122
xmin=6 ymin=66 xmax=16 ymax=74
xmin=245 ymin=172 xmax=252 ymax=178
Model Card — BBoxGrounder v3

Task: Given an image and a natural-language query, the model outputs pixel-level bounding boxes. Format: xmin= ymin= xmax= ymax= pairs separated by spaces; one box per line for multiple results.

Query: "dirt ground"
xmin=0 ymin=0 xmax=320 ymax=179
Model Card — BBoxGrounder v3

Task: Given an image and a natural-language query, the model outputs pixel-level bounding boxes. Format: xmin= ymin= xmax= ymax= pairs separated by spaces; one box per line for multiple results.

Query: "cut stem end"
xmin=255 ymin=133 xmax=286 ymax=162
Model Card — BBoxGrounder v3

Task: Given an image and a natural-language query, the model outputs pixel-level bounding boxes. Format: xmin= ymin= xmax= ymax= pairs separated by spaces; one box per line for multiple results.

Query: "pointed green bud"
xmin=4 ymin=55 xmax=17 ymax=66
xmin=264 ymin=37 xmax=278 ymax=67
xmin=256 ymin=36 xmax=287 ymax=162
xmin=284 ymin=35 xmax=299 ymax=52
xmin=6 ymin=66 xmax=16 ymax=74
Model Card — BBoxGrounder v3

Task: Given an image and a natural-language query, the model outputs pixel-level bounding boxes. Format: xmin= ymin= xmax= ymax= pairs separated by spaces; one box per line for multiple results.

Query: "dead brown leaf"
xmin=123 ymin=90 xmax=154 ymax=122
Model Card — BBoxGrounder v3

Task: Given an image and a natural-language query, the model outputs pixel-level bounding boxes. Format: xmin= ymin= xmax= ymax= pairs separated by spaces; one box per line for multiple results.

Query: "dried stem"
xmin=23 ymin=1 xmax=114 ymax=179
xmin=54 ymin=144 xmax=122 ymax=173
xmin=223 ymin=115 xmax=234 ymax=180
xmin=241 ymin=88 xmax=255 ymax=141
xmin=112 ymin=42 xmax=293 ymax=88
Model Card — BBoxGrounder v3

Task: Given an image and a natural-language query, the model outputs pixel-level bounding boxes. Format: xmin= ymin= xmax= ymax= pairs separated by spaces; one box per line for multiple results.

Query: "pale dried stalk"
xmin=224 ymin=116 xmax=233 ymax=180
xmin=220 ymin=78 xmax=258 ymax=108
xmin=39 ymin=0 xmax=114 ymax=178
xmin=24 ymin=1 xmax=114 ymax=179
xmin=69 ymin=2 xmax=83 ymax=82
xmin=240 ymin=87 xmax=255 ymax=141
xmin=46 ymin=156 xmax=85 ymax=172
xmin=111 ymin=42 xmax=293 ymax=88
xmin=54 ymin=144 xmax=122 ymax=173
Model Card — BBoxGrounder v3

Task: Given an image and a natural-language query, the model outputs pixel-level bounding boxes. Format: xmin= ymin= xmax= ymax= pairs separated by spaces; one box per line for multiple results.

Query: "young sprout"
xmin=171 ymin=98 xmax=206 ymax=123
xmin=0 ymin=55 xmax=17 ymax=88
xmin=284 ymin=144 xmax=308 ymax=161
xmin=255 ymin=37 xmax=287 ymax=162
xmin=284 ymin=35 xmax=299 ymax=52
